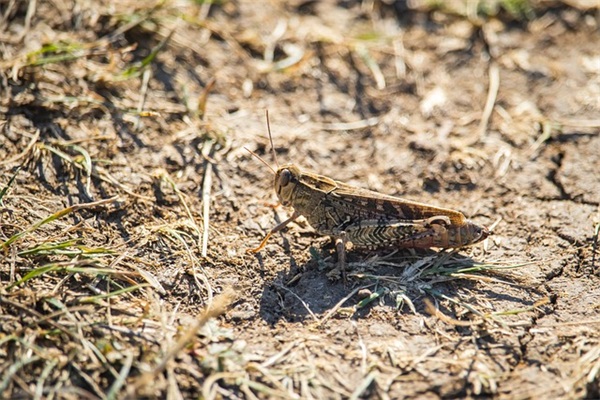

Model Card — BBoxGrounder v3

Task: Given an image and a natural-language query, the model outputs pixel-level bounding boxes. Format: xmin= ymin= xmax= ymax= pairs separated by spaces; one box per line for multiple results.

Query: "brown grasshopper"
xmin=247 ymin=113 xmax=490 ymax=277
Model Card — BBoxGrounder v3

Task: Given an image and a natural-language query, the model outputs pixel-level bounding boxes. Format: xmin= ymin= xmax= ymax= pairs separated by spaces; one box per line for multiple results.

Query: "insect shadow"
xmin=256 ymin=244 xmax=530 ymax=326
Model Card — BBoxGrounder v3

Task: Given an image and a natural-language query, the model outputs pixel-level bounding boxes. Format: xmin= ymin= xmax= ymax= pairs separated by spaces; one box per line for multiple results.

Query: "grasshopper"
xmin=247 ymin=113 xmax=490 ymax=277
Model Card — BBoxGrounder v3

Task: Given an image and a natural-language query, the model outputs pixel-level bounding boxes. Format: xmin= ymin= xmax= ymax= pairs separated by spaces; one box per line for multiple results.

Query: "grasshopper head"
xmin=274 ymin=164 xmax=301 ymax=206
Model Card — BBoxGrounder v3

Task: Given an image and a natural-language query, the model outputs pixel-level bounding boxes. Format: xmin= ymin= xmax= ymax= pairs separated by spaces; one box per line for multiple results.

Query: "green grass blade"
xmin=1 ymin=197 xmax=116 ymax=250
xmin=79 ymin=284 xmax=150 ymax=304
xmin=5 ymin=263 xmax=65 ymax=290
xmin=0 ymin=166 xmax=21 ymax=205
xmin=17 ymin=240 xmax=114 ymax=258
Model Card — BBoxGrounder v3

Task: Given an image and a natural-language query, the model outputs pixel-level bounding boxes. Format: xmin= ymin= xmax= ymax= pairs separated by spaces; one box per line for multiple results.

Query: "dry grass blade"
xmin=134 ymin=68 xmax=152 ymax=132
xmin=0 ymin=296 xmax=82 ymax=340
xmin=592 ymin=221 xmax=599 ymax=269
xmin=478 ymin=61 xmax=500 ymax=139
xmin=424 ymin=298 xmax=483 ymax=327
xmin=320 ymin=117 xmax=379 ymax=131
xmin=273 ymin=283 xmax=318 ymax=321
xmin=0 ymin=356 xmax=41 ymax=395
xmin=201 ymin=140 xmax=214 ymax=258
xmin=239 ymin=377 xmax=299 ymax=400
xmin=157 ymin=169 xmax=203 ymax=244
xmin=0 ymin=130 xmax=39 ymax=166
xmin=349 ymin=371 xmax=377 ymax=400
xmin=11 ymin=304 xmax=92 ymax=337
xmin=106 ymin=352 xmax=134 ymax=400
xmin=95 ymin=166 xmax=155 ymax=202
xmin=354 ymin=44 xmax=385 ymax=90
xmin=198 ymin=77 xmax=216 ymax=118
xmin=34 ymin=358 xmax=59 ymax=399
xmin=69 ymin=143 xmax=94 ymax=198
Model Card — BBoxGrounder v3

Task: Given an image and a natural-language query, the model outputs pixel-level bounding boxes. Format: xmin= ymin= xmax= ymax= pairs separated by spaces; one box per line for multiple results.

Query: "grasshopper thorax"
xmin=274 ymin=164 xmax=301 ymax=206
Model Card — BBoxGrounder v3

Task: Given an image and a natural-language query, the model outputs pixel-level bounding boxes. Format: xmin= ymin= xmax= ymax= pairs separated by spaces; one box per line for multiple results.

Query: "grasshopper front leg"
xmin=247 ymin=211 xmax=300 ymax=254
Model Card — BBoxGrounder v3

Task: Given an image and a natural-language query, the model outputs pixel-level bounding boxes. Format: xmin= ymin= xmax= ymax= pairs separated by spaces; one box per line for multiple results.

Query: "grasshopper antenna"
xmin=244 ymin=147 xmax=276 ymax=175
xmin=265 ymin=110 xmax=280 ymax=169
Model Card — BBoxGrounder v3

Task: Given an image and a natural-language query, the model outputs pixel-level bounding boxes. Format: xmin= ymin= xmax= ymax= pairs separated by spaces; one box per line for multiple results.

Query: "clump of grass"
xmin=346 ymin=250 xmax=542 ymax=327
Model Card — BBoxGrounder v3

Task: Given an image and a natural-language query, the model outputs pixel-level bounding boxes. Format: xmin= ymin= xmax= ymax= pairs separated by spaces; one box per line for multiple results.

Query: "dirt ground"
xmin=1 ymin=0 xmax=599 ymax=399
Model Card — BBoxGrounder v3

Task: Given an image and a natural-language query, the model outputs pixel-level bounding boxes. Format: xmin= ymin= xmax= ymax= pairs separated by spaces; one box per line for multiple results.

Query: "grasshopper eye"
xmin=279 ymin=169 xmax=292 ymax=187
